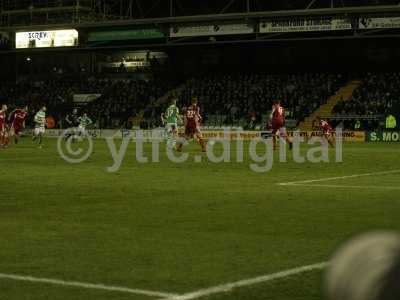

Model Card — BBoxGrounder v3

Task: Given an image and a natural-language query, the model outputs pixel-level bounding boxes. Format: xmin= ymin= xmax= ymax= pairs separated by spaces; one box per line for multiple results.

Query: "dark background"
xmin=1 ymin=37 xmax=399 ymax=81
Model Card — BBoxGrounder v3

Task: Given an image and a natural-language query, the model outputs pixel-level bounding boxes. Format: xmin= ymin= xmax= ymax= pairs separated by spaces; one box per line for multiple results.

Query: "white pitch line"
xmin=163 ymin=262 xmax=328 ymax=300
xmin=0 ymin=273 xmax=178 ymax=298
xmin=277 ymin=169 xmax=400 ymax=186
xmin=284 ymin=184 xmax=400 ymax=190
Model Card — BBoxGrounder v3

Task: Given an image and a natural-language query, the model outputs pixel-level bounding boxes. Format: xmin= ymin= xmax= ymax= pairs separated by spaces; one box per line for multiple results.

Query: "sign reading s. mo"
xmin=16 ymin=29 xmax=78 ymax=49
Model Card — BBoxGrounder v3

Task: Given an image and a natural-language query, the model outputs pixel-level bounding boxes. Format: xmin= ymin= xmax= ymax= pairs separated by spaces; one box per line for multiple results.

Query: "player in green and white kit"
xmin=77 ymin=113 xmax=93 ymax=136
xmin=161 ymin=98 xmax=180 ymax=149
xmin=32 ymin=106 xmax=47 ymax=148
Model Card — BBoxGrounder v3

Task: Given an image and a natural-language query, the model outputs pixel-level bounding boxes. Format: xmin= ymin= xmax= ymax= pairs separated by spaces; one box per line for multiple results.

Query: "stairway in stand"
xmin=298 ymin=80 xmax=362 ymax=131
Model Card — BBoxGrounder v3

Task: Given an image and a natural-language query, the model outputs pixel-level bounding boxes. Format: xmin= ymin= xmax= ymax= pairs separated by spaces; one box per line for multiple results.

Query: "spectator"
xmin=386 ymin=114 xmax=397 ymax=130
xmin=333 ymin=73 xmax=400 ymax=130
xmin=179 ymin=72 xmax=344 ymax=125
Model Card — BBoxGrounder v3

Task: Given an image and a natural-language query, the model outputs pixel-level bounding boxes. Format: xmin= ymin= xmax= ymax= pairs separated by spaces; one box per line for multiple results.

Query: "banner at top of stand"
xmin=260 ymin=17 xmax=352 ymax=33
xmin=16 ymin=29 xmax=78 ymax=48
xmin=170 ymin=23 xmax=254 ymax=37
xmin=359 ymin=17 xmax=400 ymax=29
xmin=88 ymin=28 xmax=164 ymax=42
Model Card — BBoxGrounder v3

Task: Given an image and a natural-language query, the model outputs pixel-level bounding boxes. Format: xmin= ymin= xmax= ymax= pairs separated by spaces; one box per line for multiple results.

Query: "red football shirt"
xmin=11 ymin=109 xmax=28 ymax=127
xmin=185 ymin=105 xmax=201 ymax=128
xmin=271 ymin=106 xmax=285 ymax=127
xmin=0 ymin=111 xmax=6 ymax=129
xmin=320 ymin=120 xmax=332 ymax=132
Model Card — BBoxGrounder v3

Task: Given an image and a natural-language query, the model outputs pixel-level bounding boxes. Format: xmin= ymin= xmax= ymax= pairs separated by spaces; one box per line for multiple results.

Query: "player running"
xmin=316 ymin=116 xmax=335 ymax=147
xmin=161 ymin=97 xmax=181 ymax=149
xmin=177 ymin=97 xmax=206 ymax=152
xmin=270 ymin=100 xmax=293 ymax=150
xmin=0 ymin=104 xmax=9 ymax=148
xmin=32 ymin=106 xmax=47 ymax=148
xmin=64 ymin=108 xmax=80 ymax=141
xmin=77 ymin=113 xmax=93 ymax=137
xmin=65 ymin=108 xmax=79 ymax=128
xmin=9 ymin=106 xmax=28 ymax=144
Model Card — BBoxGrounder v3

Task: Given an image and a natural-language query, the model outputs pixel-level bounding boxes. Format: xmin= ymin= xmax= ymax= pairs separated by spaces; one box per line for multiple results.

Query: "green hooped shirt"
xmin=165 ymin=105 xmax=179 ymax=124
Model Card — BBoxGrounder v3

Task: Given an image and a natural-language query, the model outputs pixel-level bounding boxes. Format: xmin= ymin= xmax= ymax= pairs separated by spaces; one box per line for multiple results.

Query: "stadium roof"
xmin=1 ymin=0 xmax=400 ymax=36
xmin=2 ymin=0 xmax=400 ymax=16
xmin=1 ymin=0 xmax=400 ymax=27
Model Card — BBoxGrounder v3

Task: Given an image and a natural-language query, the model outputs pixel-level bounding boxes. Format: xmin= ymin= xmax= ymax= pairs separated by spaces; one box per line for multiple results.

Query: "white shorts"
xmin=273 ymin=126 xmax=287 ymax=138
xmin=166 ymin=123 xmax=178 ymax=134
xmin=34 ymin=127 xmax=45 ymax=135
xmin=78 ymin=125 xmax=86 ymax=134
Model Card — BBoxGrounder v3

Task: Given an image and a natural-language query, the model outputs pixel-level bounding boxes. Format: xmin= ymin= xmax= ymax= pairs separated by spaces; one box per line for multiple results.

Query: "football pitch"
xmin=1 ymin=138 xmax=400 ymax=300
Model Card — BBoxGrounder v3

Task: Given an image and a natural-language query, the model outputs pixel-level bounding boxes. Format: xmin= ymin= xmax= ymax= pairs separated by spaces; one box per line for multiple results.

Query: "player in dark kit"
xmin=270 ymin=101 xmax=293 ymax=150
xmin=64 ymin=108 xmax=79 ymax=140
xmin=316 ymin=116 xmax=335 ymax=147
xmin=9 ymin=106 xmax=28 ymax=144
xmin=177 ymin=97 xmax=206 ymax=152
xmin=0 ymin=104 xmax=10 ymax=148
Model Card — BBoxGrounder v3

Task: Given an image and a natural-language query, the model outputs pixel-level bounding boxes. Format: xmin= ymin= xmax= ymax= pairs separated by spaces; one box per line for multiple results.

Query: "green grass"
xmin=1 ymin=138 xmax=399 ymax=300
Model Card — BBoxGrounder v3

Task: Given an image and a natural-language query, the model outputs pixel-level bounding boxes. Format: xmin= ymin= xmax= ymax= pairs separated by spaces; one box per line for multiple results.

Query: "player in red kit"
xmin=177 ymin=97 xmax=206 ymax=152
xmin=9 ymin=106 xmax=28 ymax=144
xmin=0 ymin=104 xmax=10 ymax=148
xmin=316 ymin=116 xmax=335 ymax=147
xmin=270 ymin=101 xmax=293 ymax=150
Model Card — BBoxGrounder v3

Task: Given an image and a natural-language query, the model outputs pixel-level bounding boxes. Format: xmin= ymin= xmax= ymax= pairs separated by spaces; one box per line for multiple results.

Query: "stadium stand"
xmin=299 ymin=80 xmax=362 ymax=131
xmin=332 ymin=73 xmax=400 ymax=130
xmin=0 ymin=76 xmax=173 ymax=129
xmin=86 ymin=78 xmax=171 ymax=129
xmin=0 ymin=77 xmax=106 ymax=118
xmin=334 ymin=73 xmax=400 ymax=116
xmin=179 ymin=73 xmax=345 ymax=128
xmin=1 ymin=72 xmax=399 ymax=131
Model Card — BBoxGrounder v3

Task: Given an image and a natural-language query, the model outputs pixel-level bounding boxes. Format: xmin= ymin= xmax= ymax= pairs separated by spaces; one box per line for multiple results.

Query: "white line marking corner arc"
xmin=277 ymin=169 xmax=400 ymax=187
xmin=0 ymin=273 xmax=177 ymax=298
xmin=163 ymin=262 xmax=328 ymax=300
